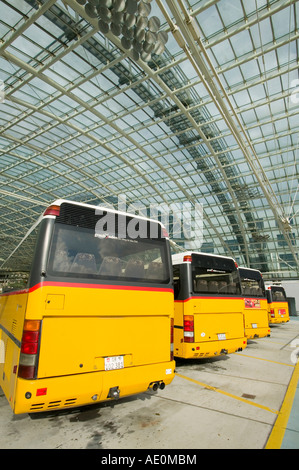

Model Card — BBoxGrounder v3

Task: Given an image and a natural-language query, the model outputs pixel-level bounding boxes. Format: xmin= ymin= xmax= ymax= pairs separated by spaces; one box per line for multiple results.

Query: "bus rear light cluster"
xmin=170 ymin=318 xmax=174 ymax=360
xmin=18 ymin=320 xmax=41 ymax=380
xmin=162 ymin=227 xmax=169 ymax=238
xmin=43 ymin=204 xmax=60 ymax=216
xmin=270 ymin=309 xmax=275 ymax=318
xmin=184 ymin=315 xmax=194 ymax=343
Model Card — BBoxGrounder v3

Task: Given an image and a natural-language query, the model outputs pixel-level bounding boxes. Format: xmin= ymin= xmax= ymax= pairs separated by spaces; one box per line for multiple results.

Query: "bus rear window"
xmin=48 ymin=221 xmax=169 ymax=284
xmin=191 ymin=255 xmax=241 ymax=296
xmin=271 ymin=287 xmax=287 ymax=301
xmin=241 ymin=278 xmax=264 ymax=297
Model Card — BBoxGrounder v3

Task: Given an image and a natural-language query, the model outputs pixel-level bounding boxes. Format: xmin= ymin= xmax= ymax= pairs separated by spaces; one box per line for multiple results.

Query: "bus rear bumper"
xmin=177 ymin=338 xmax=247 ymax=359
xmin=245 ymin=327 xmax=271 ymax=339
xmin=13 ymin=360 xmax=175 ymax=414
xmin=269 ymin=317 xmax=289 ymax=324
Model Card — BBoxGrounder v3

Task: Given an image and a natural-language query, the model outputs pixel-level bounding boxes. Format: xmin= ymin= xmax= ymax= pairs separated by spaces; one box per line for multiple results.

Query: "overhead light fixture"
xmin=77 ymin=0 xmax=168 ymax=62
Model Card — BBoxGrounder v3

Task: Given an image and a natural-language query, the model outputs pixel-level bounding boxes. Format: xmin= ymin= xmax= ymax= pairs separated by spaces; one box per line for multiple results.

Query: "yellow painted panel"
xmin=268 ymin=301 xmax=290 ymax=324
xmin=38 ymin=314 xmax=171 ymax=378
xmin=194 ymin=313 xmax=244 ymax=342
xmin=243 ymin=298 xmax=269 ymax=338
xmin=173 ymin=297 xmax=246 ymax=358
xmin=45 ymin=294 xmax=65 ymax=310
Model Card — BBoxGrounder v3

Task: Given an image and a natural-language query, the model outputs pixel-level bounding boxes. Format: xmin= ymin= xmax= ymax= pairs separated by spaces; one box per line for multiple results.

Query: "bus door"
xmin=0 ymin=244 xmax=35 ymax=410
xmin=0 ymin=286 xmax=28 ymax=406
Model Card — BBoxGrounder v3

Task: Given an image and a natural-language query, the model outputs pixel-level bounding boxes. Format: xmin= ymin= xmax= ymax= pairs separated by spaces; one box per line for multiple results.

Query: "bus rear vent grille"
xmin=30 ymin=397 xmax=77 ymax=411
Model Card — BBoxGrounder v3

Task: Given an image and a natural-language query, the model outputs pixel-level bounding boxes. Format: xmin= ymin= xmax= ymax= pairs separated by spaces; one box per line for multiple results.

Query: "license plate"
xmin=252 ymin=323 xmax=257 ymax=328
xmin=104 ymin=356 xmax=124 ymax=371
xmin=218 ymin=333 xmax=226 ymax=340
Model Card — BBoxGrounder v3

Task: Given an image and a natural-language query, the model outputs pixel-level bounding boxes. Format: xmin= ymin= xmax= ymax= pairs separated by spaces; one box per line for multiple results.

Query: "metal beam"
xmin=161 ymin=0 xmax=298 ymax=270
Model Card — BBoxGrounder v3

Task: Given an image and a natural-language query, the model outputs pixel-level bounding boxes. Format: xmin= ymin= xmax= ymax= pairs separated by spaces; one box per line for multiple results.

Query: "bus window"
xmin=172 ymin=252 xmax=247 ymax=359
xmin=0 ymin=221 xmax=40 ymax=293
xmin=0 ymin=200 xmax=175 ymax=414
xmin=173 ymin=265 xmax=180 ymax=299
xmin=267 ymin=285 xmax=290 ymax=324
xmin=48 ymin=223 xmax=168 ymax=283
xmin=239 ymin=267 xmax=270 ymax=339
xmin=1 ymin=272 xmax=29 ymax=293
xmin=192 ymin=267 xmax=241 ymax=296
xmin=272 ymin=289 xmax=286 ymax=302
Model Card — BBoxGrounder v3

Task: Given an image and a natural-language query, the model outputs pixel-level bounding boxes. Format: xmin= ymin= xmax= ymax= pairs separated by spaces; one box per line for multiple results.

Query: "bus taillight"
xmin=43 ymin=204 xmax=60 ymax=216
xmin=184 ymin=315 xmax=194 ymax=343
xmin=170 ymin=318 xmax=174 ymax=360
xmin=18 ymin=320 xmax=41 ymax=379
xmin=270 ymin=309 xmax=275 ymax=318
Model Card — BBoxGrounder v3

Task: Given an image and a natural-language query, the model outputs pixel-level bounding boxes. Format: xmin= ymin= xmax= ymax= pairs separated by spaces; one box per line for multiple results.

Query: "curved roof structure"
xmin=0 ymin=0 xmax=298 ymax=279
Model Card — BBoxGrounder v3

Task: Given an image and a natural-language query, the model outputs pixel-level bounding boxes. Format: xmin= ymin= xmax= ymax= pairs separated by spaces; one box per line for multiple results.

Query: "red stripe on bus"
xmin=28 ymin=281 xmax=173 ymax=294
xmin=0 ymin=288 xmax=30 ymax=297
xmin=174 ymin=296 xmax=244 ymax=302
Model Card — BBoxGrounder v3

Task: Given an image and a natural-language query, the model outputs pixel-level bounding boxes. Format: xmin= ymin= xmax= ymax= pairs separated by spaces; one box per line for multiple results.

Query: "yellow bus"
xmin=0 ymin=200 xmax=175 ymax=414
xmin=239 ymin=267 xmax=270 ymax=339
xmin=266 ymin=285 xmax=290 ymax=324
xmin=172 ymin=252 xmax=247 ymax=359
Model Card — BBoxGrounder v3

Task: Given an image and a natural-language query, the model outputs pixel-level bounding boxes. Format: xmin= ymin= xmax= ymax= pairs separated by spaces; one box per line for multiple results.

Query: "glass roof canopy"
xmin=0 ymin=0 xmax=298 ymax=279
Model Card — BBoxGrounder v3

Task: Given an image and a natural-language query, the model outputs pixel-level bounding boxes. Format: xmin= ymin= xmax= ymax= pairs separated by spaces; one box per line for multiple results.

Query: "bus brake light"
xmin=44 ymin=204 xmax=60 ymax=216
xmin=183 ymin=255 xmax=192 ymax=263
xmin=162 ymin=227 xmax=169 ymax=238
xmin=270 ymin=309 xmax=275 ymax=318
xmin=18 ymin=320 xmax=41 ymax=379
xmin=184 ymin=315 xmax=194 ymax=343
xmin=170 ymin=318 xmax=174 ymax=360
xmin=21 ymin=341 xmax=39 ymax=355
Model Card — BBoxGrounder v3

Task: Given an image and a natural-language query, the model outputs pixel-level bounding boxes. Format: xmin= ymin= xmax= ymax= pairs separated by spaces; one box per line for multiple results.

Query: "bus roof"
xmin=171 ymin=251 xmax=236 ymax=265
xmin=267 ymin=284 xmax=286 ymax=291
xmin=239 ymin=266 xmax=262 ymax=275
xmin=238 ymin=266 xmax=263 ymax=281
xmin=44 ymin=199 xmax=167 ymax=230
